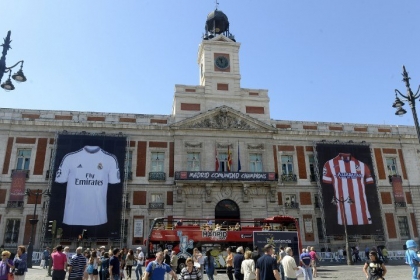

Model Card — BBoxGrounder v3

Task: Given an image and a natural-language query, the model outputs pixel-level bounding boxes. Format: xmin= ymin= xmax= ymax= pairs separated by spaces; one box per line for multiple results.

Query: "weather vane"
xmin=215 ymin=0 xmax=219 ymax=10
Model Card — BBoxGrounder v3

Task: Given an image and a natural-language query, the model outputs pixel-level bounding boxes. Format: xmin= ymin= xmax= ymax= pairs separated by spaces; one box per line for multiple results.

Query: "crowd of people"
xmin=3 ymin=239 xmax=420 ymax=280
xmin=0 ymin=245 xmax=28 ymax=280
xmin=31 ymin=245 xmax=145 ymax=280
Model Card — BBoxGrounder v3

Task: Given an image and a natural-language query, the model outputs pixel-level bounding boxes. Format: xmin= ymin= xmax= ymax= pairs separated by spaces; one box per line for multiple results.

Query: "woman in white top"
xmin=241 ymin=251 xmax=256 ymax=280
xmin=193 ymin=248 xmax=203 ymax=271
xmin=88 ymin=251 xmax=101 ymax=280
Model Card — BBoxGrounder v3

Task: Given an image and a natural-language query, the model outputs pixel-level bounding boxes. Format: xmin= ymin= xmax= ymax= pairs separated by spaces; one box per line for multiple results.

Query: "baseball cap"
xmin=136 ymin=247 xmax=142 ymax=250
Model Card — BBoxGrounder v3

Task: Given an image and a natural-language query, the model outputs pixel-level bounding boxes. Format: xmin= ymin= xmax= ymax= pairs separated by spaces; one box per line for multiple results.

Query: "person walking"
xmin=125 ymin=249 xmax=135 ymax=279
xmin=281 ymin=247 xmax=299 ymax=280
xmin=163 ymin=250 xmax=171 ymax=280
xmin=381 ymin=246 xmax=388 ymax=264
xmin=51 ymin=245 xmax=68 ymax=280
xmin=143 ymin=251 xmax=177 ymax=280
xmin=203 ymin=250 xmax=216 ymax=280
xmin=405 ymin=240 xmax=420 ymax=280
xmin=179 ymin=257 xmax=202 ymax=280
xmin=278 ymin=247 xmax=286 ymax=280
xmin=256 ymin=244 xmax=280 ymax=280
xmin=233 ymin=247 xmax=245 ymax=280
xmin=193 ymin=248 xmax=203 ymax=272
xmin=225 ymin=247 xmax=234 ymax=280
xmin=251 ymin=247 xmax=260 ymax=267
xmin=299 ymin=248 xmax=312 ymax=280
xmin=12 ymin=245 xmax=28 ymax=280
xmin=68 ymin=247 xmax=87 ymax=280
xmin=135 ymin=247 xmax=144 ymax=280
xmin=43 ymin=247 xmax=51 ymax=269
xmin=0 ymin=251 xmax=14 ymax=280
xmin=100 ymin=252 xmax=110 ymax=280
xmin=241 ymin=250 xmax=255 ymax=280
xmin=363 ymin=251 xmax=386 ymax=280
xmin=109 ymin=248 xmax=121 ymax=280
xmin=87 ymin=251 xmax=101 ymax=280
xmin=308 ymin=247 xmax=320 ymax=278
xmin=170 ymin=251 xmax=178 ymax=274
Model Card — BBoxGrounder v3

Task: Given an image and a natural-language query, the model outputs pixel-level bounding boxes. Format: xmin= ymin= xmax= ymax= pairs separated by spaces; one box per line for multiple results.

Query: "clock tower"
xmin=198 ymin=9 xmax=241 ymax=92
xmin=172 ymin=8 xmax=270 ymax=123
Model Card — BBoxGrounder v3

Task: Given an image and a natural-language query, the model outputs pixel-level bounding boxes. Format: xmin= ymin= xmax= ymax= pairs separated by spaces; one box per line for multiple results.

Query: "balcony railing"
xmin=395 ymin=201 xmax=407 ymax=207
xmin=11 ymin=169 xmax=29 ymax=179
xmin=281 ymin=173 xmax=297 ymax=182
xmin=149 ymin=172 xmax=166 ymax=181
xmin=284 ymin=202 xmax=299 ymax=209
xmin=6 ymin=201 xmax=24 ymax=208
xmin=310 ymin=174 xmax=317 ymax=182
xmin=127 ymin=171 xmax=133 ymax=181
xmin=389 ymin=174 xmax=402 ymax=183
xmin=149 ymin=202 xmax=164 ymax=209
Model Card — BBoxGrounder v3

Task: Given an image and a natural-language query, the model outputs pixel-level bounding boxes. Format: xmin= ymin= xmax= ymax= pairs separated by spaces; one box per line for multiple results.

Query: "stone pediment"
xmin=170 ymin=106 xmax=275 ymax=131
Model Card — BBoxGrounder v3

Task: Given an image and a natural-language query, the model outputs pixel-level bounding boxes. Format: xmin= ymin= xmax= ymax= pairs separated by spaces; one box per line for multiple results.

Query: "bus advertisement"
xmin=145 ymin=216 xmax=301 ymax=272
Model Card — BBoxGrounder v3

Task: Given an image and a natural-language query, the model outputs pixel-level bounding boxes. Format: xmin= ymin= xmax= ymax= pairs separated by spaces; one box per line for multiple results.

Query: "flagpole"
xmin=237 ymin=140 xmax=241 ymax=172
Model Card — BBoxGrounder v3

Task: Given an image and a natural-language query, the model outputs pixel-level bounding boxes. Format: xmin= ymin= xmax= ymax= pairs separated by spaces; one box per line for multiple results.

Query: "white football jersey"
xmin=55 ymin=146 xmax=120 ymax=225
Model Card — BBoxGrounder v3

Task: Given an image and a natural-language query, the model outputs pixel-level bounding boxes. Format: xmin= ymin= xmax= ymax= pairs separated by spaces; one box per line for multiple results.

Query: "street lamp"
xmin=392 ymin=65 xmax=420 ymax=143
xmin=331 ymin=195 xmax=354 ymax=265
xmin=25 ymin=189 xmax=51 ymax=268
xmin=0 ymin=30 xmax=27 ymax=91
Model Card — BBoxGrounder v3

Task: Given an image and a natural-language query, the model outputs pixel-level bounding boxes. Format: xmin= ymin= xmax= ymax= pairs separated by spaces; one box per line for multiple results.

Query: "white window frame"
xmin=127 ymin=150 xmax=133 ymax=172
xmin=281 ymin=155 xmax=294 ymax=175
xmin=249 ymin=153 xmax=263 ymax=172
xmin=187 ymin=152 xmax=201 ymax=171
xmin=284 ymin=194 xmax=297 ymax=207
xmin=4 ymin=218 xmax=20 ymax=245
xmin=151 ymin=194 xmax=163 ymax=202
xmin=16 ymin=148 xmax=32 ymax=170
xmin=151 ymin=152 xmax=165 ymax=172
xmin=386 ymin=157 xmax=398 ymax=176
xmin=218 ymin=152 xmax=229 ymax=172
xmin=397 ymin=216 xmax=410 ymax=238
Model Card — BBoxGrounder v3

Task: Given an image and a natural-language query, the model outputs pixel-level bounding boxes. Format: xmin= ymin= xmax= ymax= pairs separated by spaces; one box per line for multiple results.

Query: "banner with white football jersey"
xmin=47 ymin=134 xmax=126 ymax=240
xmin=316 ymin=143 xmax=384 ymax=236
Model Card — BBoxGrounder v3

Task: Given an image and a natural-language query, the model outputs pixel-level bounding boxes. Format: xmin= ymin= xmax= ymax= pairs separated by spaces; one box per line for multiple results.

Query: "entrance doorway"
xmin=215 ymin=199 xmax=240 ymax=226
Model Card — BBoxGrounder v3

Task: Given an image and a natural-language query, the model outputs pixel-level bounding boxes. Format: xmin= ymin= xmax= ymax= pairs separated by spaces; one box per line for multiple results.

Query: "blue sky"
xmin=1 ymin=1 xmax=420 ymax=126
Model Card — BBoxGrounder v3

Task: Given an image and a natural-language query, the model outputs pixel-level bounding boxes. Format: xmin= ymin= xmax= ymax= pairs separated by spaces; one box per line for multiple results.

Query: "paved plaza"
xmin=25 ymin=260 xmax=412 ymax=280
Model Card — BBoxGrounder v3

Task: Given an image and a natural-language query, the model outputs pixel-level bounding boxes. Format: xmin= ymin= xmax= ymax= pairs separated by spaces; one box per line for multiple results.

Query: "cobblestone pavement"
xmin=25 ymin=260 xmax=412 ymax=280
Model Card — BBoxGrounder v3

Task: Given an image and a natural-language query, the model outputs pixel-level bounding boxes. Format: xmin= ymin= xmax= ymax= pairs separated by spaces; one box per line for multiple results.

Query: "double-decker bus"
xmin=145 ymin=216 xmax=301 ymax=272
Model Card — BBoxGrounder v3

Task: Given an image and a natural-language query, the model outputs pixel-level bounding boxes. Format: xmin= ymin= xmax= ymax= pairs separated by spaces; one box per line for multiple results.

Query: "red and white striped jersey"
xmin=322 ymin=153 xmax=374 ymax=225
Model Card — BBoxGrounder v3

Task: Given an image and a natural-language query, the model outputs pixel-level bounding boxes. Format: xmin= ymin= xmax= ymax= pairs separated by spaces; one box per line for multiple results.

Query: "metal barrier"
xmin=32 ymin=251 xmax=43 ymax=264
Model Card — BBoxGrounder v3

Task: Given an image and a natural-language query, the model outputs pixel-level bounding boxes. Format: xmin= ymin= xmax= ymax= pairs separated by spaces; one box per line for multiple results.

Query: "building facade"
xmin=0 ymin=9 xmax=419 ymax=252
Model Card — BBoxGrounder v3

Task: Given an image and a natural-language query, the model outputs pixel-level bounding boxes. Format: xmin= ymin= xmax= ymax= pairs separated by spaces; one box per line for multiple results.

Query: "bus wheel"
xmin=178 ymin=261 xmax=186 ymax=273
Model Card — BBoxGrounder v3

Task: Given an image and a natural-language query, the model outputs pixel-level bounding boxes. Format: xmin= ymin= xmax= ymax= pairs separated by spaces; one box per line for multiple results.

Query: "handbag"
xmin=13 ymin=269 xmax=24 ymax=276
xmin=87 ymin=264 xmax=94 ymax=274
xmin=40 ymin=259 xmax=45 ymax=267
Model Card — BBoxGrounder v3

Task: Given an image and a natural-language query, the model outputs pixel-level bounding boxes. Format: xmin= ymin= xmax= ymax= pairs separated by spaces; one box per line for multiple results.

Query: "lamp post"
xmin=0 ymin=30 xmax=27 ymax=91
xmin=392 ymin=65 xmax=420 ymax=143
xmin=25 ymin=189 xmax=51 ymax=268
xmin=331 ymin=195 xmax=354 ymax=265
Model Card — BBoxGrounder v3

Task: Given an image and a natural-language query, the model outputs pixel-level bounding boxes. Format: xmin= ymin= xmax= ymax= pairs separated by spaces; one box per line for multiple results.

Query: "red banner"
xmin=391 ymin=175 xmax=405 ymax=203
xmin=9 ymin=171 xmax=26 ymax=201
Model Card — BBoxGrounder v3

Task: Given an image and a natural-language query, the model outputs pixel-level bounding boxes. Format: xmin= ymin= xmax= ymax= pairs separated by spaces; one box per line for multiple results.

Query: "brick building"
xmin=0 ymin=9 xmax=418 ymax=251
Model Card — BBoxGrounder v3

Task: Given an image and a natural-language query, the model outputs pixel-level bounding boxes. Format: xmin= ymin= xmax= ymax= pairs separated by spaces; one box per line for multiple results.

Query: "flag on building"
xmin=237 ymin=143 xmax=241 ymax=172
xmin=215 ymin=146 xmax=219 ymax=171
xmin=227 ymin=145 xmax=232 ymax=171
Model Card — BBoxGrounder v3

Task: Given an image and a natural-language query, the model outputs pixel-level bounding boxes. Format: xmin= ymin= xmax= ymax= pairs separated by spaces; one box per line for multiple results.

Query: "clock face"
xmin=215 ymin=56 xmax=229 ymax=69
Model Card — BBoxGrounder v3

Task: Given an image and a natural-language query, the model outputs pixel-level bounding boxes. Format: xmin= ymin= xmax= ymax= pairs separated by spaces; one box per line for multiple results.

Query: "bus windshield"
xmin=145 ymin=216 xmax=301 ymax=272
